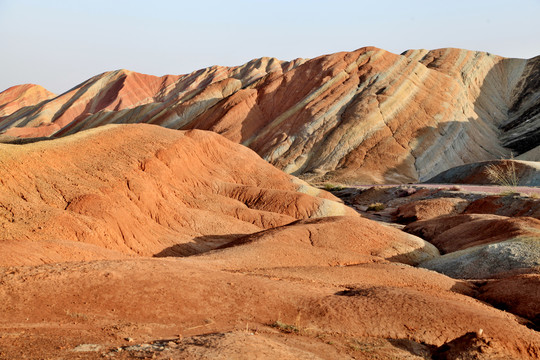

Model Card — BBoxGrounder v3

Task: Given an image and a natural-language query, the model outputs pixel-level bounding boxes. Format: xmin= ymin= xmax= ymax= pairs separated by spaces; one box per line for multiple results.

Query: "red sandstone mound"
xmin=465 ymin=194 xmax=540 ymax=219
xmin=0 ymin=84 xmax=55 ymax=117
xmin=405 ymin=214 xmax=540 ymax=253
xmin=0 ymin=123 xmax=354 ymax=266
xmin=1 ymin=48 xmax=539 ymax=184
xmin=431 ymin=331 xmax=514 ymax=360
xmin=394 ymin=197 xmax=469 ymax=224
xmin=198 ymin=216 xmax=439 ymax=268
xmin=404 ymin=213 xmax=501 ymax=241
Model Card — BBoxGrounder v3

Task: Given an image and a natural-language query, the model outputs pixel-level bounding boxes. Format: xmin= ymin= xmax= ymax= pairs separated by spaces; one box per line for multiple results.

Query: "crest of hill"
xmin=1 ymin=47 xmax=538 ymax=184
xmin=0 ymin=84 xmax=56 ymax=117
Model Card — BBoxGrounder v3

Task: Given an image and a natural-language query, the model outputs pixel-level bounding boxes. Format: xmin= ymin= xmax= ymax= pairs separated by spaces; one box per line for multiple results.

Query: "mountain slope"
xmin=1 ymin=47 xmax=538 ymax=183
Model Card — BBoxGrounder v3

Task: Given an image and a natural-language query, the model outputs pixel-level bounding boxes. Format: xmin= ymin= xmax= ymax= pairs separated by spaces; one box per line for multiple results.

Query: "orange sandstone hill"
xmin=0 ymin=124 xmax=359 ymax=266
xmin=1 ymin=47 xmax=539 ymax=183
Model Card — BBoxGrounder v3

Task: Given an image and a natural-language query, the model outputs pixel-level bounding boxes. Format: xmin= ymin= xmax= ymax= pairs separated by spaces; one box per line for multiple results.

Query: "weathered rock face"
xmin=406 ymin=212 xmax=540 ymax=278
xmin=0 ymin=58 xmax=304 ymax=140
xmin=500 ymin=55 xmax=540 ymax=155
xmin=1 ymin=48 xmax=539 ymax=183
xmin=0 ymin=124 xmax=355 ymax=266
xmin=465 ymin=195 xmax=540 ymax=219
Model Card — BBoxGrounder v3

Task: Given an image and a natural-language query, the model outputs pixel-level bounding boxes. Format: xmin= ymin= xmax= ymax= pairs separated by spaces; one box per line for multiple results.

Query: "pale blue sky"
xmin=1 ymin=0 xmax=539 ymax=94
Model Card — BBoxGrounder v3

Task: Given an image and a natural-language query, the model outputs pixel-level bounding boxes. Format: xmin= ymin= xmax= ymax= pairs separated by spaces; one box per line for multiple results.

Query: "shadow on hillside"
xmin=153 ymin=233 xmax=246 ymax=257
xmin=2 ymin=136 xmax=54 ymax=145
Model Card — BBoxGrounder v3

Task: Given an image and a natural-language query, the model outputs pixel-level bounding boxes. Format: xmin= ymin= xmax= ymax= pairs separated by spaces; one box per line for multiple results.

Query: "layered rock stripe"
xmin=0 ymin=47 xmax=538 ymax=184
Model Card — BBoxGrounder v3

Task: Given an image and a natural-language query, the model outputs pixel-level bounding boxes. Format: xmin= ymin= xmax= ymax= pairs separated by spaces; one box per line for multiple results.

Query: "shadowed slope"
xmin=427 ymin=159 xmax=540 ymax=186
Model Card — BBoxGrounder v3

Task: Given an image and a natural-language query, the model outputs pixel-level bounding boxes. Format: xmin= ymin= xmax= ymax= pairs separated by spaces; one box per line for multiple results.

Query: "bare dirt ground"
xmin=1 ymin=185 xmax=540 ymax=359
xmin=353 ymin=183 xmax=540 ymax=196
xmin=1 ymin=257 xmax=537 ymax=360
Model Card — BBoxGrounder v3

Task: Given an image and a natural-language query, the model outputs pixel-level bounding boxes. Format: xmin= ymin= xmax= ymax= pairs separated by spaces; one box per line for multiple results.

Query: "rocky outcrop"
xmin=408 ymin=213 xmax=540 ymax=278
xmin=465 ymin=195 xmax=540 ymax=218
xmin=1 ymin=48 xmax=539 ymax=184
xmin=394 ymin=197 xmax=469 ymax=224
xmin=500 ymin=55 xmax=540 ymax=155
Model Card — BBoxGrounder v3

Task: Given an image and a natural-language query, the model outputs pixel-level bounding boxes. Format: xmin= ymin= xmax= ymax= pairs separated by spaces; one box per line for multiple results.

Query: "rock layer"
xmin=1 ymin=48 xmax=539 ymax=183
xmin=420 ymin=238 xmax=540 ymax=279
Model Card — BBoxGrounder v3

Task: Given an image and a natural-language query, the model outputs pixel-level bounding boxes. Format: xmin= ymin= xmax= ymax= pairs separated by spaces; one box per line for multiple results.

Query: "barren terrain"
xmin=0 ymin=124 xmax=538 ymax=359
xmin=1 ymin=46 xmax=539 ymax=359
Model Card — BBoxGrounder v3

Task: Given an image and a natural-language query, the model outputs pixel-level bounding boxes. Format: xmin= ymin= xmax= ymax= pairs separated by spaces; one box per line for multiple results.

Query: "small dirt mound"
xmin=394 ymin=198 xmax=469 ymax=224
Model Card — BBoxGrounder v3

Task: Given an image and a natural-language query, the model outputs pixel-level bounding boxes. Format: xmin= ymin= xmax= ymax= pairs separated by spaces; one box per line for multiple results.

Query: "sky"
xmin=1 ymin=0 xmax=539 ymax=94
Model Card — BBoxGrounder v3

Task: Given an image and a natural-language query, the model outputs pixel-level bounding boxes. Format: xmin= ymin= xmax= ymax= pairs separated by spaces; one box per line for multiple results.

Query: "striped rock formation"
xmin=0 ymin=84 xmax=55 ymax=117
xmin=1 ymin=47 xmax=539 ymax=183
